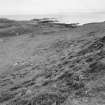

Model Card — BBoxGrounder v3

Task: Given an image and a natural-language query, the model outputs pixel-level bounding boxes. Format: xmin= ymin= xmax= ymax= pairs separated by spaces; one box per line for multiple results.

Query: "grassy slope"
xmin=0 ymin=19 xmax=105 ymax=105
xmin=0 ymin=18 xmax=77 ymax=38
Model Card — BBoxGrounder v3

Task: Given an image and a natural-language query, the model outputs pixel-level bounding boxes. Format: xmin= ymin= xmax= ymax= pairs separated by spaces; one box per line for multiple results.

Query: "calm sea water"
xmin=0 ymin=12 xmax=105 ymax=25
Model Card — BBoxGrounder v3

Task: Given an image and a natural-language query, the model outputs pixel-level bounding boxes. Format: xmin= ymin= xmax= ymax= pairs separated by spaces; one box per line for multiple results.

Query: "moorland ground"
xmin=0 ymin=18 xmax=105 ymax=105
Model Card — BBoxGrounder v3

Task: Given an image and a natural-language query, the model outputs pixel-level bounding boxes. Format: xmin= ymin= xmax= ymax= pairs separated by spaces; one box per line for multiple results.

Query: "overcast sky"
xmin=0 ymin=0 xmax=105 ymax=15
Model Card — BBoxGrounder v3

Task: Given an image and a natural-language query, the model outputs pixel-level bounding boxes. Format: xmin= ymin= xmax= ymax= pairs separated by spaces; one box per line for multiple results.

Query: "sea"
xmin=0 ymin=12 xmax=105 ymax=25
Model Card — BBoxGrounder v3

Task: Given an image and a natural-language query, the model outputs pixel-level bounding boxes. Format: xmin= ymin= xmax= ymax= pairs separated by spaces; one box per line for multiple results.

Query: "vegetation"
xmin=0 ymin=19 xmax=105 ymax=105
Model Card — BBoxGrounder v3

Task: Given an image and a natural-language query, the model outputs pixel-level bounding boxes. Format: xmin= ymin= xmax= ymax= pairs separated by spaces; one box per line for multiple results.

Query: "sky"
xmin=0 ymin=0 xmax=105 ymax=15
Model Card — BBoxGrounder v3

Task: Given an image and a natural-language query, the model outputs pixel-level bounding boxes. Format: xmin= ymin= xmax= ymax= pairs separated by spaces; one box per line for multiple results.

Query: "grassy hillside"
xmin=0 ymin=18 xmax=78 ymax=38
xmin=0 ymin=19 xmax=105 ymax=105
